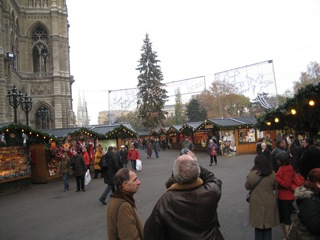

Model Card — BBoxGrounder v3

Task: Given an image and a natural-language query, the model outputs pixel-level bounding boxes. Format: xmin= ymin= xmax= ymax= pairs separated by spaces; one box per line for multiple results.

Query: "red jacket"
xmin=83 ymin=151 xmax=90 ymax=166
xmin=276 ymin=164 xmax=295 ymax=200
xmin=127 ymin=149 xmax=140 ymax=161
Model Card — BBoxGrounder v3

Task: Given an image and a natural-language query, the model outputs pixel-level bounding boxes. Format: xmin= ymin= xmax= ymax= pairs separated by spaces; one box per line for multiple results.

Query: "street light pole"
xmin=7 ymin=85 xmax=23 ymax=123
xmin=21 ymin=94 xmax=33 ymax=126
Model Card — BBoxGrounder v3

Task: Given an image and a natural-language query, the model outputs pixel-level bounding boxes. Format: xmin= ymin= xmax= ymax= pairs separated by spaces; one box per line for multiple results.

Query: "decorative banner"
xmin=108 ymin=76 xmax=206 ymax=111
xmin=214 ymin=60 xmax=278 ymax=109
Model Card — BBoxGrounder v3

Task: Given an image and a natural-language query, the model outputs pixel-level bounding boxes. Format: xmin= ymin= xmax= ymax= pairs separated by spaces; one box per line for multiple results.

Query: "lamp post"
xmin=21 ymin=94 xmax=33 ymax=126
xmin=37 ymin=106 xmax=51 ymax=129
xmin=7 ymin=85 xmax=23 ymax=123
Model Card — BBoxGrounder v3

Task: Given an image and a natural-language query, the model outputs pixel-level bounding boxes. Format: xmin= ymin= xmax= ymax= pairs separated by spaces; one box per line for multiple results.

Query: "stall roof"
xmin=184 ymin=122 xmax=202 ymax=130
xmin=90 ymin=125 xmax=118 ymax=135
xmin=207 ymin=116 xmax=257 ymax=128
xmin=43 ymin=127 xmax=82 ymax=138
xmin=90 ymin=123 xmax=137 ymax=137
xmin=138 ymin=131 xmax=150 ymax=137
xmin=167 ymin=125 xmax=183 ymax=132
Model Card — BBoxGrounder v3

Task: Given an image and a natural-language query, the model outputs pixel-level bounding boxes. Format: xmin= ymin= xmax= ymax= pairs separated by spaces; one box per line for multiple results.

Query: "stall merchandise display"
xmin=0 ymin=146 xmax=31 ymax=180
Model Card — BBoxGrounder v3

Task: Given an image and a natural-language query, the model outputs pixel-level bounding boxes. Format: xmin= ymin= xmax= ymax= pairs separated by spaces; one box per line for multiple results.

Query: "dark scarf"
xmin=113 ymin=190 xmax=136 ymax=208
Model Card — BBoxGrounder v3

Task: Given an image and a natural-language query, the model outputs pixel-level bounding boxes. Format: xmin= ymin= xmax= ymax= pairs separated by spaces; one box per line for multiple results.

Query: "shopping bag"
xmin=211 ymin=148 xmax=217 ymax=156
xmin=136 ymin=159 xmax=142 ymax=171
xmin=85 ymin=169 xmax=91 ymax=185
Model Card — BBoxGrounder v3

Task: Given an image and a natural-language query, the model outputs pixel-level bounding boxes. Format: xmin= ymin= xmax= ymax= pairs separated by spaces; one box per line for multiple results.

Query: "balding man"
xmin=144 ymin=151 xmax=224 ymax=240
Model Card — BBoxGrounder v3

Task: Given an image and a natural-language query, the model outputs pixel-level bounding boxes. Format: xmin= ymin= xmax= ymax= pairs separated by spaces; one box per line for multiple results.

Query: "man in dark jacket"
xmin=299 ymin=138 xmax=320 ymax=179
xmin=144 ymin=152 xmax=224 ymax=240
xmin=271 ymin=138 xmax=287 ymax=172
xmin=99 ymin=146 xmax=120 ymax=205
xmin=70 ymin=149 xmax=87 ymax=192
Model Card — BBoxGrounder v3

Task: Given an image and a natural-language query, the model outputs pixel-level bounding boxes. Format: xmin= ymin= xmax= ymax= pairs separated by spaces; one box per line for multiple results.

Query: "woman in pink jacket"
xmin=276 ymin=151 xmax=295 ymax=238
xmin=127 ymin=146 xmax=140 ymax=170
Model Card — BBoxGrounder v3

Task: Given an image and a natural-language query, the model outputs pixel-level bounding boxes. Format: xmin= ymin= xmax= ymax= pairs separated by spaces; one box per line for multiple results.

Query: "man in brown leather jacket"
xmin=144 ymin=151 xmax=224 ymax=240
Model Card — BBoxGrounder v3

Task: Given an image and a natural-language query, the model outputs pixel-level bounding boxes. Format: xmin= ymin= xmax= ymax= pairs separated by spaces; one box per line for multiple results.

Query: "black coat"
xmin=290 ymin=186 xmax=320 ymax=238
xmin=119 ymin=149 xmax=128 ymax=164
xmin=271 ymin=147 xmax=287 ymax=172
xmin=299 ymin=145 xmax=320 ymax=179
xmin=103 ymin=151 xmax=120 ymax=185
xmin=261 ymin=148 xmax=271 ymax=162
xmin=70 ymin=154 xmax=87 ymax=177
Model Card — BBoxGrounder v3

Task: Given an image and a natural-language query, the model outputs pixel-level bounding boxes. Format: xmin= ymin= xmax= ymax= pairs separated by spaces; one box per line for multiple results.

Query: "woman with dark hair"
xmin=245 ymin=155 xmax=279 ymax=240
xmin=276 ymin=151 xmax=295 ymax=239
xmin=288 ymin=168 xmax=320 ymax=239
xmin=289 ymin=138 xmax=302 ymax=171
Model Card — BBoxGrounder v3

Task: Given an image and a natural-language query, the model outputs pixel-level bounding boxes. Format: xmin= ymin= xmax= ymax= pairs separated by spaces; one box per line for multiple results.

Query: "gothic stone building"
xmin=0 ymin=0 xmax=75 ymax=129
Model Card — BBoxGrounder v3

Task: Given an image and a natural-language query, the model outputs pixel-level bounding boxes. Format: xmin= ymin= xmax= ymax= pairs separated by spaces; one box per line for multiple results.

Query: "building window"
xmin=32 ymin=26 xmax=48 ymax=73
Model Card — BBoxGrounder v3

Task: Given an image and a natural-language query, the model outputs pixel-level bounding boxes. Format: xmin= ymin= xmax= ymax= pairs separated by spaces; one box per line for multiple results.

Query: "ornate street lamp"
xmin=7 ymin=85 xmax=23 ymax=123
xmin=37 ymin=106 xmax=51 ymax=129
xmin=21 ymin=94 xmax=33 ymax=126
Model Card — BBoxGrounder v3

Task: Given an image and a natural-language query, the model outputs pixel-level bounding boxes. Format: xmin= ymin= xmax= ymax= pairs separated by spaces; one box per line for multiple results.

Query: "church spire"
xmin=76 ymin=91 xmax=90 ymax=127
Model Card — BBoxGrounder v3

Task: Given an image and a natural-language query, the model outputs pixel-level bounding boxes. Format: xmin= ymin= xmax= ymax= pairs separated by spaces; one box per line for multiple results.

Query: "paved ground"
xmin=0 ymin=149 xmax=285 ymax=240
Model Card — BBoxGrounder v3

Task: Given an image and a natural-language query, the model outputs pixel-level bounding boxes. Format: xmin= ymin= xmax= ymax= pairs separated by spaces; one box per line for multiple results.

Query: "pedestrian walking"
xmin=146 ymin=141 xmax=152 ymax=158
xmin=207 ymin=139 xmax=218 ymax=166
xmin=152 ymin=138 xmax=160 ymax=158
xmin=99 ymin=146 xmax=121 ymax=205
xmin=127 ymin=146 xmax=140 ymax=170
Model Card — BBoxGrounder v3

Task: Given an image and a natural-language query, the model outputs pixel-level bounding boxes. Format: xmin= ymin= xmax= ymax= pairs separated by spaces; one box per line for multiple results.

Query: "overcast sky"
xmin=67 ymin=0 xmax=320 ymax=124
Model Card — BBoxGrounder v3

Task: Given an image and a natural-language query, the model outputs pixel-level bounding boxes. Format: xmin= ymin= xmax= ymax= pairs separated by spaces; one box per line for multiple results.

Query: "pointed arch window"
xmin=32 ymin=26 xmax=48 ymax=73
xmin=36 ymin=106 xmax=51 ymax=129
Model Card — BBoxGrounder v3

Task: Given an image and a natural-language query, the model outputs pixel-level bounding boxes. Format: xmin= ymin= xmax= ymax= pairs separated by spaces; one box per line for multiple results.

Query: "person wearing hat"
xmin=276 ymin=151 xmax=295 ymax=238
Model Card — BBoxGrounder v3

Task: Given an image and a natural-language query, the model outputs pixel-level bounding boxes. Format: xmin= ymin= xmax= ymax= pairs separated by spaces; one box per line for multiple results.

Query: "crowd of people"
xmin=56 ymin=133 xmax=320 ymax=240
xmin=246 ymin=135 xmax=320 ymax=240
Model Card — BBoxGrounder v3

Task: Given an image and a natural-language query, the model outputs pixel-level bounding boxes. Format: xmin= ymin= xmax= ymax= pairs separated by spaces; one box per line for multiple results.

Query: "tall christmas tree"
xmin=136 ymin=33 xmax=168 ymax=129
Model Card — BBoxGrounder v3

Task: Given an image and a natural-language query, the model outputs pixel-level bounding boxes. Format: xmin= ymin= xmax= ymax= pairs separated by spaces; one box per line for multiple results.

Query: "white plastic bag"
xmin=85 ymin=169 xmax=91 ymax=185
xmin=136 ymin=159 xmax=142 ymax=171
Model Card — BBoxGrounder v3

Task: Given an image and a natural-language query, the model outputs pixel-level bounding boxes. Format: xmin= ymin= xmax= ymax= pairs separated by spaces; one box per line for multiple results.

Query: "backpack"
xmin=291 ymin=173 xmax=305 ymax=192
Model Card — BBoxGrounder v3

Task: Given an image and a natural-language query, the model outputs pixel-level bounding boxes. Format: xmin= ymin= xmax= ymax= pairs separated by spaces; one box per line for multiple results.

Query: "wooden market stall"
xmin=196 ymin=116 xmax=275 ymax=156
xmin=166 ymin=125 xmax=182 ymax=150
xmin=43 ymin=127 xmax=106 ymax=180
xmin=91 ymin=123 xmax=137 ymax=150
xmin=179 ymin=122 xmax=203 ymax=151
xmin=0 ymin=123 xmax=53 ymax=195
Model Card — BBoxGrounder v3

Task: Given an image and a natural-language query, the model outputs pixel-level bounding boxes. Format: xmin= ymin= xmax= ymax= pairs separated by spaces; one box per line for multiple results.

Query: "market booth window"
xmin=239 ymin=128 xmax=256 ymax=143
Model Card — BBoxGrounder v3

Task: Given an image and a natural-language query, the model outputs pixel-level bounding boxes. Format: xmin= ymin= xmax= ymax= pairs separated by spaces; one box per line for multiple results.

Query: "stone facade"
xmin=0 ymin=0 xmax=75 ymax=129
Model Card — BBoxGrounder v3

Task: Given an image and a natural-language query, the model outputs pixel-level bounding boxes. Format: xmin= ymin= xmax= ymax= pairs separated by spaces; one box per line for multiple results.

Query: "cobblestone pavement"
xmin=0 ymin=149 xmax=285 ymax=240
